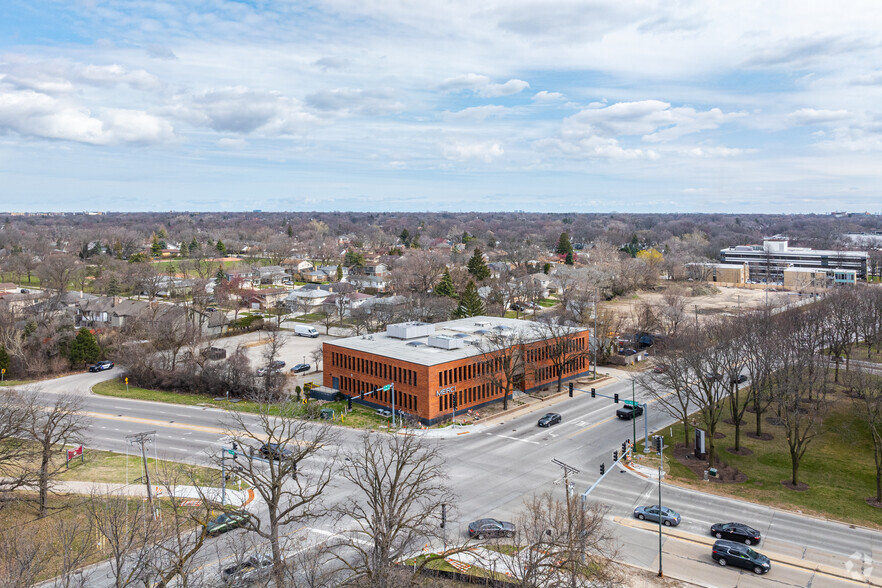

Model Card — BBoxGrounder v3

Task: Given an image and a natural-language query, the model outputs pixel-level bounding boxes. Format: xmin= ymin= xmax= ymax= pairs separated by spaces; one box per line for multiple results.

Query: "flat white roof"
xmin=325 ymin=316 xmax=585 ymax=367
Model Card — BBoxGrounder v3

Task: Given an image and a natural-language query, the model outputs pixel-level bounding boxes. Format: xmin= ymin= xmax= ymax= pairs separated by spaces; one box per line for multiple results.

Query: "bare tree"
xmin=331 ymin=433 xmax=455 ymax=588
xmin=475 ymin=329 xmax=528 ymax=411
xmin=531 ymin=319 xmax=591 ymax=393
xmin=310 ymin=346 xmax=323 ymax=372
xmin=52 ymin=514 xmax=97 ymax=588
xmin=846 ymin=369 xmax=882 ymax=503
xmin=0 ymin=526 xmax=50 ymax=588
xmin=499 ymin=492 xmax=621 ymax=588
xmin=637 ymin=336 xmax=696 ymax=443
xmin=0 ymin=390 xmax=32 ymax=501
xmin=740 ymin=309 xmax=779 ymax=438
xmin=87 ymin=491 xmax=159 ymax=588
xmin=824 ymin=287 xmax=860 ymax=382
xmin=24 ymin=392 xmax=89 ymax=517
xmin=656 ymin=289 xmax=688 ymax=336
xmin=222 ymin=401 xmax=338 ymax=586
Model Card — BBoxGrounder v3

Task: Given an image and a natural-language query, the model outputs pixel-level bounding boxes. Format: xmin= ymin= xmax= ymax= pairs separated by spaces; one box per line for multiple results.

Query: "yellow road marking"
xmin=84 ymin=411 xmax=230 ymax=435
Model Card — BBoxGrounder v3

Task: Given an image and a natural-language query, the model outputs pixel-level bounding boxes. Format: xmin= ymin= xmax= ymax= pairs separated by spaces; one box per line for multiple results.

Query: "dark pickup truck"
xmin=616 ymin=404 xmax=644 ymax=420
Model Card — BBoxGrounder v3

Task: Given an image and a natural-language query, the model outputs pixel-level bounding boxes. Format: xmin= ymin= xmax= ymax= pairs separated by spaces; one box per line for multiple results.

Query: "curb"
xmin=614 ymin=516 xmax=882 ymax=586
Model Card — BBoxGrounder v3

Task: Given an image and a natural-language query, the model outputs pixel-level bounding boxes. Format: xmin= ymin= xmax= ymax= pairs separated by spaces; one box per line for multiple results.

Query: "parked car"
xmin=205 ymin=512 xmax=248 ymax=537
xmin=651 ymin=365 xmax=667 ymax=373
xmin=89 ymin=360 xmax=114 ymax=372
xmin=269 ymin=360 xmax=285 ymax=369
xmin=468 ymin=518 xmax=516 ymax=540
xmin=710 ymin=522 xmax=761 ymax=545
xmin=634 ymin=505 xmax=681 ymax=526
xmin=711 ymin=540 xmax=771 ymax=574
xmin=619 ymin=348 xmax=637 ymax=356
xmin=291 ymin=363 xmax=310 ymax=373
xmin=256 ymin=367 xmax=282 ymax=376
xmin=221 ymin=554 xmax=273 ymax=586
xmin=731 ymin=374 xmax=748 ymax=384
xmin=375 ymin=408 xmax=392 ymax=417
xmin=259 ymin=443 xmax=295 ymax=464
xmin=510 ymin=302 xmax=526 ymax=311
xmin=537 ymin=413 xmax=562 ymax=427
xmin=616 ymin=404 xmax=644 ymax=420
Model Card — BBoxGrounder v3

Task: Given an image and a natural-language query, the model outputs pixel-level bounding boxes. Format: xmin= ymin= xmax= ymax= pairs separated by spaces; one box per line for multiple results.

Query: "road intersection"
xmin=20 ymin=368 xmax=882 ymax=587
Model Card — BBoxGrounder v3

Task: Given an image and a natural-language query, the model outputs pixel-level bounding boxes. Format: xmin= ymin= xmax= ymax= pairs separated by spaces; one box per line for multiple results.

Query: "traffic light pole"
xmin=656 ymin=436 xmax=664 ymax=578
xmin=580 ymin=446 xmax=630 ymax=507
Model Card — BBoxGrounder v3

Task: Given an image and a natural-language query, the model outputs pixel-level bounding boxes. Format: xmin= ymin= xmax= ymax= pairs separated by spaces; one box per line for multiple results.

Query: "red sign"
xmin=67 ymin=445 xmax=83 ymax=461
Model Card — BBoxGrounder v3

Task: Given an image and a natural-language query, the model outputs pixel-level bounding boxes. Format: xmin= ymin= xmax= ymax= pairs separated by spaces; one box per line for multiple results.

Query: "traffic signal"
xmin=614 ymin=393 xmax=619 ymax=404
xmin=568 ymin=382 xmax=574 ymax=397
xmin=613 ymin=450 xmax=618 ymax=461
xmin=622 ymin=441 xmax=627 ymax=454
xmin=655 ymin=436 xmax=663 ymax=453
xmin=599 ymin=463 xmax=605 ymax=475
xmin=591 ymin=388 xmax=596 ymax=398
xmin=452 ymin=394 xmax=458 ymax=410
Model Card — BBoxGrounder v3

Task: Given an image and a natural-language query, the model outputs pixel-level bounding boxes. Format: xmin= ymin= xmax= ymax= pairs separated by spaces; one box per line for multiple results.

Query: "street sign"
xmin=622 ymin=399 xmax=639 ymax=406
xmin=382 ymin=384 xmax=391 ymax=391
xmin=67 ymin=445 xmax=83 ymax=461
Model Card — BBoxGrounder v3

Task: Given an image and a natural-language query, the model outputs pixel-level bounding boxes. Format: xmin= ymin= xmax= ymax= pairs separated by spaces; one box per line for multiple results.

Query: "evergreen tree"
xmin=216 ymin=266 xmax=227 ymax=284
xmin=336 ymin=264 xmax=343 ymax=282
xmin=453 ymin=280 xmax=484 ymax=318
xmin=433 ymin=268 xmax=456 ymax=298
xmin=344 ymin=250 xmax=366 ymax=269
xmin=543 ymin=262 xmax=551 ymax=275
xmin=565 ymin=251 xmax=574 ymax=266
xmin=467 ymin=248 xmax=490 ymax=281
xmin=151 ymin=234 xmax=162 ymax=257
xmin=106 ymin=276 xmax=121 ymax=296
xmin=215 ymin=240 xmax=226 ymax=255
xmin=69 ymin=328 xmax=101 ymax=367
xmin=487 ymin=234 xmax=497 ymax=248
xmin=0 ymin=346 xmax=9 ymax=375
xmin=287 ymin=224 xmax=294 ymax=238
xmin=399 ymin=229 xmax=411 ymax=247
xmin=556 ymin=232 xmax=573 ymax=255
xmin=189 ymin=238 xmax=199 ymax=255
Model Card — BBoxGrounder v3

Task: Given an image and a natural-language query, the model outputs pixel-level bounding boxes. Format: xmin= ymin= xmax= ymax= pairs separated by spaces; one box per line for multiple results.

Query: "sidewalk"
xmin=50 ymin=480 xmax=255 ymax=508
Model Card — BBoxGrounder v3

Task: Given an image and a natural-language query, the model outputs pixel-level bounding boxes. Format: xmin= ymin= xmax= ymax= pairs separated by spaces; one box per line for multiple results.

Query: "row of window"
xmin=330 ymin=352 xmax=417 ymax=387
xmin=439 ymin=382 xmax=501 ymax=411
xmin=525 ymin=337 xmax=587 ymax=364
xmin=534 ymin=356 xmax=587 ymax=382
xmin=338 ymin=376 xmax=417 ymax=411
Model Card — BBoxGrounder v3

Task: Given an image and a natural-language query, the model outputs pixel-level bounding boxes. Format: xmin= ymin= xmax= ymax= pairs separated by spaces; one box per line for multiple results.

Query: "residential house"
xmin=284 ymin=288 xmax=332 ymax=311
xmin=529 ymin=273 xmax=554 ymax=299
xmin=321 ymin=292 xmax=375 ymax=317
xmin=348 ymin=274 xmax=392 ymax=293
xmin=306 ymin=265 xmax=349 ymax=283
xmin=241 ymin=287 xmax=288 ymax=309
xmin=362 ymin=262 xmax=389 ymax=277
xmin=487 ymin=262 xmax=511 ymax=279
xmin=224 ymin=269 xmax=259 ymax=288
xmin=76 ymin=296 xmax=193 ymax=333
xmin=257 ymin=265 xmax=287 ymax=285
xmin=0 ymin=283 xmax=19 ymax=294
xmin=281 ymin=258 xmax=314 ymax=277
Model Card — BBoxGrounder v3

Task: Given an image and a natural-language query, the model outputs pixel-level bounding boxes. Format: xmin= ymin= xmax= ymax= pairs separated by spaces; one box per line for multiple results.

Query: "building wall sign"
xmin=436 ymin=386 xmax=456 ymax=397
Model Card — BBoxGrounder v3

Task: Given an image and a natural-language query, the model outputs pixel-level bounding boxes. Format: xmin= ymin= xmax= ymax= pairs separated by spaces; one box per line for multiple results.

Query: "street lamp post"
xmin=657 ymin=436 xmax=664 ymax=578
xmin=593 ymin=289 xmax=598 ymax=379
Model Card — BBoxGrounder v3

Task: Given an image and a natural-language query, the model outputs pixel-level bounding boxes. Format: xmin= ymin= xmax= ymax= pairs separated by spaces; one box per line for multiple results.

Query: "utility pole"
xmin=593 ymin=288 xmax=598 ymax=379
xmin=126 ymin=431 xmax=157 ymax=511
xmin=656 ymin=435 xmax=664 ymax=578
xmin=632 ymin=379 xmax=637 ymax=449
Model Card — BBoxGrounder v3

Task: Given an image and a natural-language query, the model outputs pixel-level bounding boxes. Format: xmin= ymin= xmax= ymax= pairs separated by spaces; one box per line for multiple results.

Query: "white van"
xmin=295 ymin=324 xmax=319 ymax=338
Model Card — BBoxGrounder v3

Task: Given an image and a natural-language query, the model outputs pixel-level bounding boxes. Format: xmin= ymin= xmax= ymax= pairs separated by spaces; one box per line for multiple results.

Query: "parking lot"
xmin=209 ymin=328 xmax=330 ymax=387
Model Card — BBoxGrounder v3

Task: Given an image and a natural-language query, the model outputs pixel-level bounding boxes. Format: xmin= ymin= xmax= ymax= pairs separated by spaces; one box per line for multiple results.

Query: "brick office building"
xmin=323 ymin=316 xmax=591 ymax=425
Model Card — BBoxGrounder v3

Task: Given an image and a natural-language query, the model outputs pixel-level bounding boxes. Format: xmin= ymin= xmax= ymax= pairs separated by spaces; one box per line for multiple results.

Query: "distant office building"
xmin=685 ymin=263 xmax=749 ymax=284
xmin=720 ymin=239 xmax=867 ymax=280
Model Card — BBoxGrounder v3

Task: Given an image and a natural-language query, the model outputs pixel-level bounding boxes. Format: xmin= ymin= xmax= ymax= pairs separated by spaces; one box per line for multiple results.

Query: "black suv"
xmin=710 ymin=522 xmax=761 ymax=545
xmin=259 ymin=443 xmax=295 ymax=468
xmin=616 ymin=404 xmax=643 ymax=420
xmin=468 ymin=518 xmax=515 ymax=539
xmin=712 ymin=540 xmax=771 ymax=574
xmin=89 ymin=360 xmax=114 ymax=372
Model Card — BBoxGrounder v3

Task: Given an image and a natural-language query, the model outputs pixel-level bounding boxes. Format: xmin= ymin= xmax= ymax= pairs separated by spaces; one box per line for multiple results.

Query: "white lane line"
xmin=494 ymin=434 xmax=541 ymax=445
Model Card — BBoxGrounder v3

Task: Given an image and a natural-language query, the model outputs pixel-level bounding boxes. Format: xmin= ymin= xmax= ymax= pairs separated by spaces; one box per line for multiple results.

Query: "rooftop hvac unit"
xmin=474 ymin=321 xmax=491 ymax=328
xmin=428 ymin=334 xmax=465 ymax=350
xmin=386 ymin=322 xmax=435 ymax=340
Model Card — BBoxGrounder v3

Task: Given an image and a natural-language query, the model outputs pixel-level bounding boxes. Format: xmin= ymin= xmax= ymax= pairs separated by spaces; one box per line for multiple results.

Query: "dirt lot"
xmin=603 ymin=284 xmax=800 ymax=327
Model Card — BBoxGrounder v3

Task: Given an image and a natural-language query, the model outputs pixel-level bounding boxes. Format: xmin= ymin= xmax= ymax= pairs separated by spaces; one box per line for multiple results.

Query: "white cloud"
xmin=532 ymin=91 xmax=565 ymax=102
xmin=443 ymin=105 xmax=510 ymax=121
xmin=0 ymin=56 xmax=161 ymax=93
xmin=440 ymin=74 xmax=529 ymax=97
xmin=0 ymin=88 xmax=173 ymax=145
xmin=166 ymin=86 xmax=317 ymax=135
xmin=304 ymin=87 xmax=403 ymax=116
xmin=443 ymin=141 xmax=504 ymax=162
xmin=217 ymin=137 xmax=247 ymax=149
xmin=787 ymin=108 xmax=852 ymax=125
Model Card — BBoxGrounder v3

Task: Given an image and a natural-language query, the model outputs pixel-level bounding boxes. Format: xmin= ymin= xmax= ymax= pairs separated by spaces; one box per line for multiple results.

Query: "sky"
xmin=1 ymin=1 xmax=882 ymax=213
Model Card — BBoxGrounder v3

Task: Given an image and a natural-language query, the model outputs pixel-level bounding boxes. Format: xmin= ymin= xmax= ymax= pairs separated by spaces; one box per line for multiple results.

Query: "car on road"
xmin=651 ymin=365 xmax=667 ymax=373
xmin=205 ymin=512 xmax=248 ymax=537
xmin=710 ymin=522 xmax=761 ymax=545
xmin=468 ymin=518 xmax=516 ymax=540
xmin=256 ymin=367 xmax=283 ymax=376
xmin=616 ymin=404 xmax=644 ymax=420
xmin=537 ymin=413 xmax=562 ymax=427
xmin=221 ymin=553 xmax=273 ymax=586
xmin=89 ymin=360 xmax=114 ymax=372
xmin=634 ymin=505 xmax=680 ymax=526
xmin=731 ymin=374 xmax=748 ymax=384
xmin=711 ymin=539 xmax=771 ymax=574
xmin=291 ymin=363 xmax=310 ymax=373
xmin=259 ymin=443 xmax=295 ymax=465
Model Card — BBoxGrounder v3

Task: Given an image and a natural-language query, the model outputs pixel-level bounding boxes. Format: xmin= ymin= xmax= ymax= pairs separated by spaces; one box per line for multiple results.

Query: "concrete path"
xmin=49 ymin=480 xmax=254 ymax=508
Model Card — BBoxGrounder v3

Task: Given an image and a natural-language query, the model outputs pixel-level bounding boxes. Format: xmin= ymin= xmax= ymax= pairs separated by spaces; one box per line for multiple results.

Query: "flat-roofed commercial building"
xmin=685 ymin=262 xmax=749 ymax=284
xmin=720 ymin=239 xmax=867 ymax=281
xmin=323 ymin=316 xmax=590 ymax=425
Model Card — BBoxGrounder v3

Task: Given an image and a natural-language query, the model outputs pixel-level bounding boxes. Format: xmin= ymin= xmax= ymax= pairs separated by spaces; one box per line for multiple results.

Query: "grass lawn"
xmin=0 ymin=273 xmax=41 ymax=287
xmin=538 ymin=298 xmax=557 ymax=308
xmin=0 ymin=379 xmax=30 ymax=387
xmin=293 ymin=312 xmax=325 ymax=322
xmin=643 ymin=391 xmax=882 ymax=528
xmin=56 ymin=447 xmax=243 ymax=489
xmin=92 ymin=378 xmax=400 ymax=431
xmin=847 ymin=343 xmax=882 ymax=364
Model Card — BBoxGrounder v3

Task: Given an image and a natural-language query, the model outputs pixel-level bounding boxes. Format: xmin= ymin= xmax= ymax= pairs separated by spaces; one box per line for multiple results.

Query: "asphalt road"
xmin=21 ymin=368 xmax=882 ymax=587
